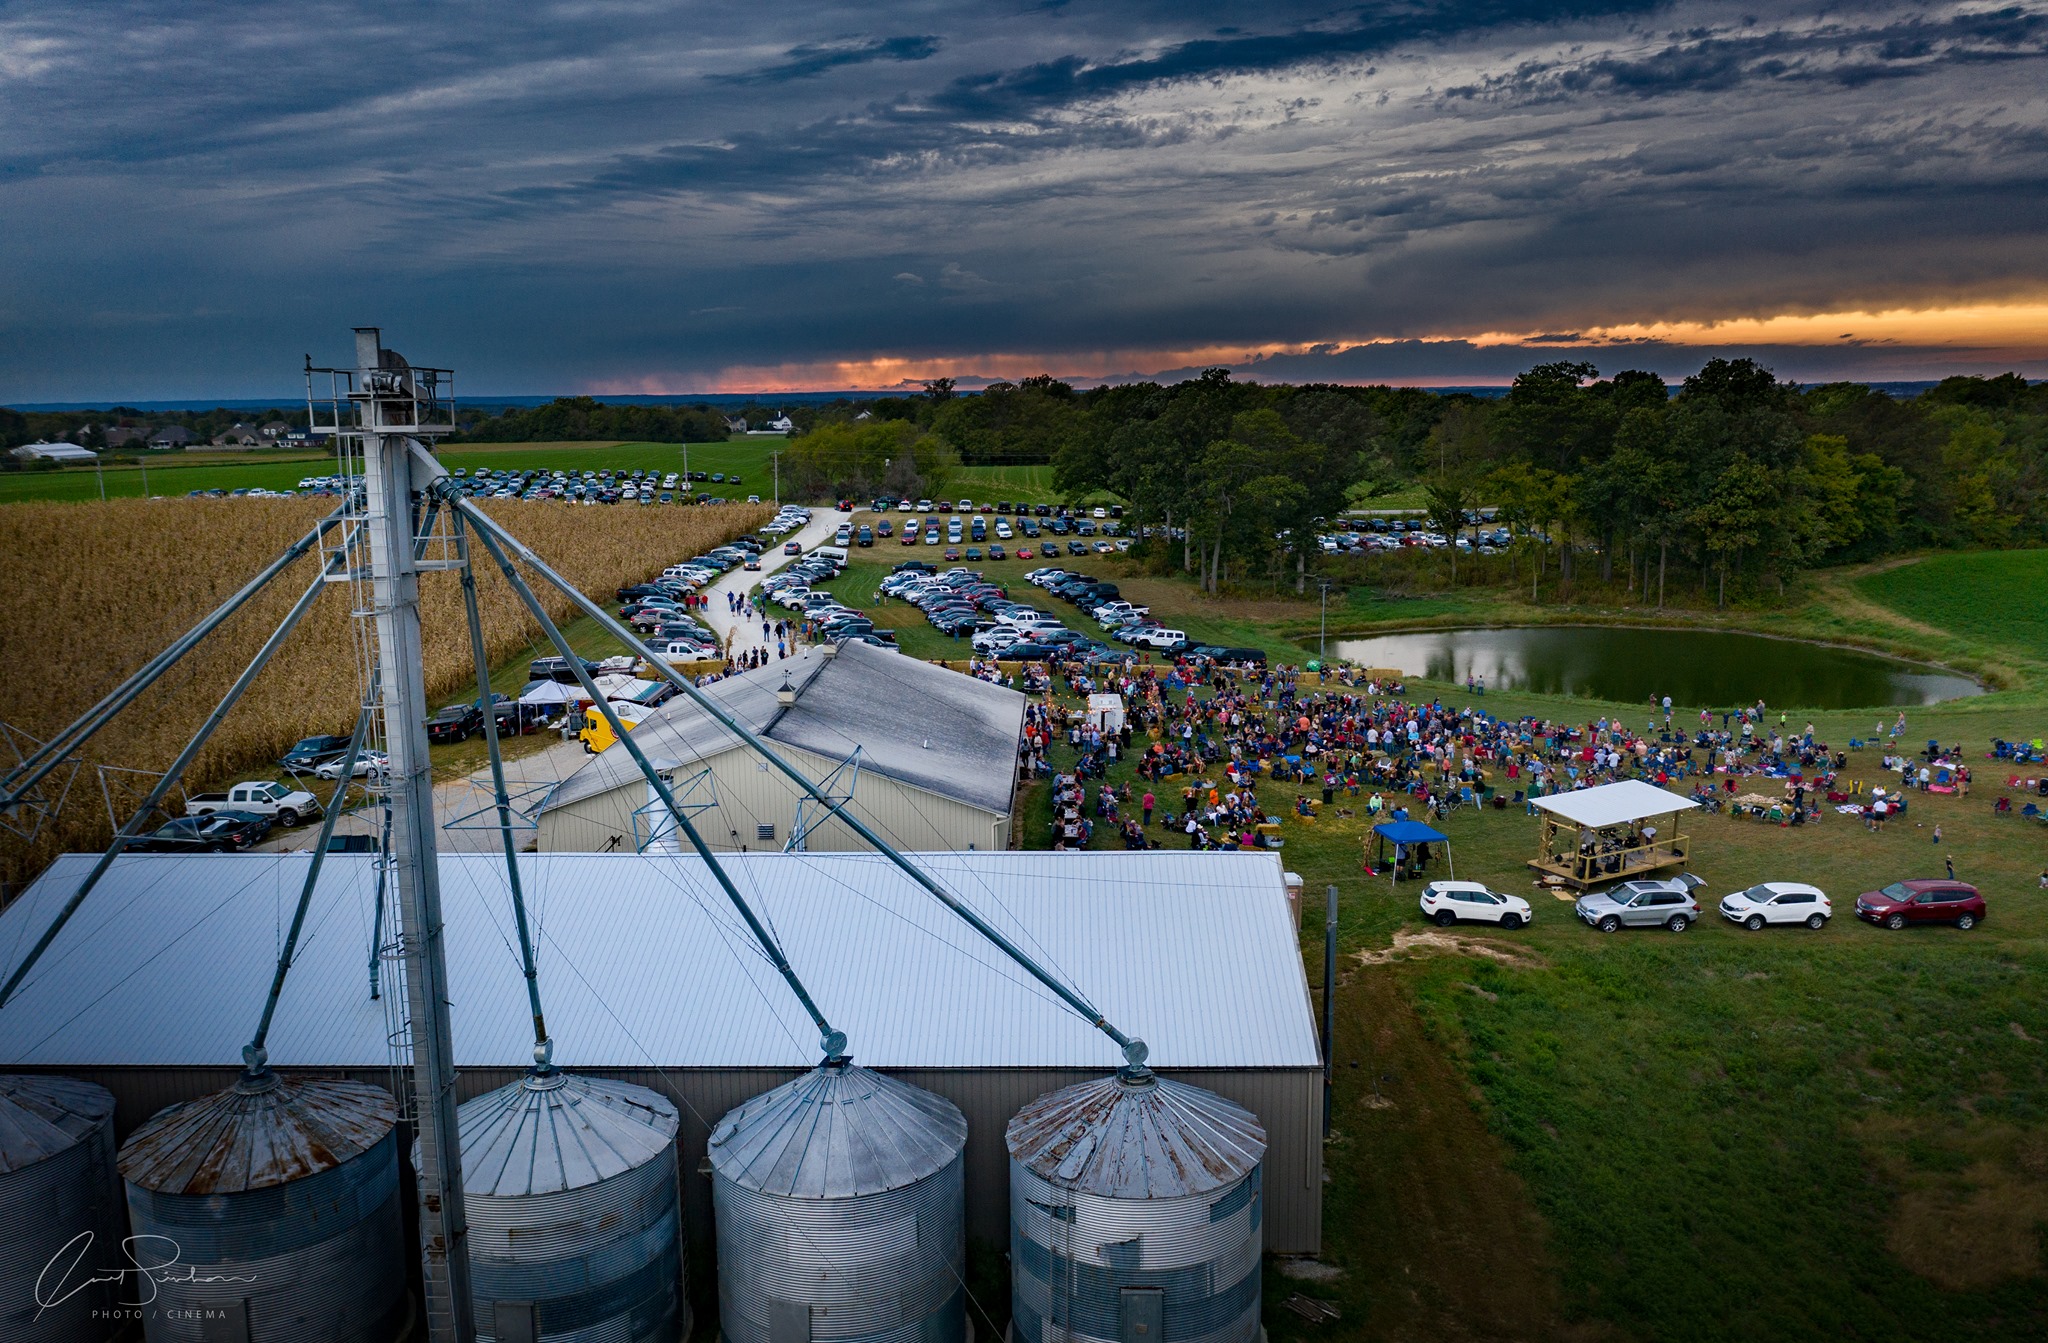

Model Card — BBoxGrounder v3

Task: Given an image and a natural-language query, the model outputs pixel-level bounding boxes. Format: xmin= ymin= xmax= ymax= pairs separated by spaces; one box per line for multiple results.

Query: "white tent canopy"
xmin=518 ymin=679 xmax=586 ymax=705
xmin=1530 ymin=779 xmax=1698 ymax=830
xmin=1086 ymin=693 xmax=1126 ymax=733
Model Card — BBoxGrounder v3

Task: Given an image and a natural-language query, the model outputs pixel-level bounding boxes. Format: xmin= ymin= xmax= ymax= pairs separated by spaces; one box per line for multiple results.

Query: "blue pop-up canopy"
xmin=1372 ymin=820 xmax=1446 ymax=846
xmin=1370 ymin=819 xmax=1452 ymax=886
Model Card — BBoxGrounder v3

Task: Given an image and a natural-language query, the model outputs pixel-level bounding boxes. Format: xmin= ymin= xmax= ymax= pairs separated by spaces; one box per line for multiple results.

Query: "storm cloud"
xmin=0 ymin=1 xmax=2044 ymax=398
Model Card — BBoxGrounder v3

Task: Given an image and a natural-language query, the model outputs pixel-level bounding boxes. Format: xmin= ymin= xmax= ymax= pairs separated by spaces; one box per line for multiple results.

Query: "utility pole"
xmin=1322 ymin=883 xmax=1338 ymax=1137
xmin=95 ymin=460 xmax=105 ymax=501
xmin=350 ymin=327 xmax=475 ymax=1343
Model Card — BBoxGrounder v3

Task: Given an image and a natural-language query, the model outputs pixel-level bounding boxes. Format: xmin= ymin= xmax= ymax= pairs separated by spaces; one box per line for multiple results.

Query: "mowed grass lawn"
xmin=1014 ymin=669 xmax=2048 ymax=1341
xmin=0 ymin=438 xmax=791 ymax=504
xmin=1856 ymin=550 xmax=2048 ymax=659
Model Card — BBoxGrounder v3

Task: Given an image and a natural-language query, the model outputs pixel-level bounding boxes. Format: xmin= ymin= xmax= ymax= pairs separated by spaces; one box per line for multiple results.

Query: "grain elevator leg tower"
xmin=327 ymin=327 xmax=476 ymax=1343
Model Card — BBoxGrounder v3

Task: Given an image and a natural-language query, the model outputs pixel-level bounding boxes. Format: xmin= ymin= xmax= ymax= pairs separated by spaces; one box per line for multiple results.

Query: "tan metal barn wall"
xmin=537 ymin=742 xmax=1011 ymax=855
xmin=28 ymin=1062 xmax=1319 ymax=1255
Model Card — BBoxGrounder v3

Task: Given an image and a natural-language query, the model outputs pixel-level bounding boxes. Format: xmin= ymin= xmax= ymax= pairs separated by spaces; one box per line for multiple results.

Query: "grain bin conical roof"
xmin=453 ymin=1070 xmax=678 ymax=1196
xmin=709 ymin=1061 xmax=966 ymax=1198
xmin=0 ymin=1074 xmax=113 ymax=1174
xmin=1005 ymin=1071 xmax=1265 ymax=1199
xmin=118 ymin=1072 xmax=395 ymax=1195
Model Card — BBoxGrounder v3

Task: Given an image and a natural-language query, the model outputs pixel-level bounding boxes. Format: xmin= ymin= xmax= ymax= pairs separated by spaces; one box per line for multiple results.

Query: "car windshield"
xmin=1879 ymin=882 xmax=1913 ymax=900
xmin=1742 ymin=884 xmax=1774 ymax=901
xmin=291 ymin=737 xmax=327 ymax=751
xmin=258 ymin=783 xmax=288 ymax=801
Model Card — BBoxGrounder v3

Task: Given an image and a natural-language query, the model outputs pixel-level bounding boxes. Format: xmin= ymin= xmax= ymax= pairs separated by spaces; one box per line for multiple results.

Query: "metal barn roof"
xmin=543 ymin=640 xmax=1026 ymax=816
xmin=0 ymin=851 xmax=1316 ymax=1073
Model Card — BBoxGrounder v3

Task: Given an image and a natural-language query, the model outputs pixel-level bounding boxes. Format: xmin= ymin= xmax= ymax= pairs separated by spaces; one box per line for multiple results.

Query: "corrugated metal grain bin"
xmin=709 ymin=1061 xmax=968 ymax=1343
xmin=441 ymin=1069 xmax=685 ymax=1342
xmin=1006 ymin=1073 xmax=1266 ymax=1343
xmin=0 ymin=1074 xmax=124 ymax=1342
xmin=117 ymin=1073 xmax=409 ymax=1343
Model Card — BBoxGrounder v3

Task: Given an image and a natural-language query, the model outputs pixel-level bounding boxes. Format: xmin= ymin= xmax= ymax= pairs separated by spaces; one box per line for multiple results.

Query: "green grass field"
xmin=1856 ymin=551 xmax=2048 ymax=658
xmin=0 ymin=438 xmax=794 ymax=504
xmin=1009 ymin=597 xmax=2048 ymax=1339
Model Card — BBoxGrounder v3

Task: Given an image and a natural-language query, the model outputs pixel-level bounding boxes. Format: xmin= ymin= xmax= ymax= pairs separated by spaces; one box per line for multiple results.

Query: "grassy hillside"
xmin=1856 ymin=551 xmax=2048 ymax=658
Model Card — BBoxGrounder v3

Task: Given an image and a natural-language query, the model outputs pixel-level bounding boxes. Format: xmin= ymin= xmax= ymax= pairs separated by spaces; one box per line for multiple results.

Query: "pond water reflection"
xmin=1331 ymin=626 xmax=1982 ymax=709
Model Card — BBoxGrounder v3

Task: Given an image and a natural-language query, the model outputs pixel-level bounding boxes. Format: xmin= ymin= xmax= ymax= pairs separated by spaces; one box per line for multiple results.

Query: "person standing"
xmin=1932 ymin=823 xmax=1942 ymax=846
xmin=1142 ymin=790 xmax=1155 ymax=826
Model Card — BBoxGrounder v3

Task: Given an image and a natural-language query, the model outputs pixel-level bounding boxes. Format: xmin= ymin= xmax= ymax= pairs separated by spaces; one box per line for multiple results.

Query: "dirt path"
xmin=701 ymin=508 xmax=839 ymax=657
xmin=1307 ymin=963 xmax=1607 ymax=1343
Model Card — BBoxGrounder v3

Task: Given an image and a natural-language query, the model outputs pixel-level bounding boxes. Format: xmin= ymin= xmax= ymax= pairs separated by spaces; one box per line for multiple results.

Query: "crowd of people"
xmin=1005 ymin=655 xmax=1963 ymax=852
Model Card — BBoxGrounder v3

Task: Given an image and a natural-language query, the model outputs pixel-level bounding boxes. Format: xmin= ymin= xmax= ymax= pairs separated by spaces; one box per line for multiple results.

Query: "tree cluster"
xmin=448 ymin=397 xmax=730 ymax=444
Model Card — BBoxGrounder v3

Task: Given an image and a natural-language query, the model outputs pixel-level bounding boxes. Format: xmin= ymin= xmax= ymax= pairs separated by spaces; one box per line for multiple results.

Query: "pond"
xmin=1330 ymin=626 xmax=1983 ymax=709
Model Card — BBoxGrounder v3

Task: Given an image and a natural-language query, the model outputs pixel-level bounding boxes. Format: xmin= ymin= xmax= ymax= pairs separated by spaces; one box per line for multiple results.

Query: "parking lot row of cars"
xmin=761 ymin=547 xmax=900 ymax=649
xmin=831 ymin=507 xmax=1131 ymax=564
xmin=1418 ymin=871 xmax=1989 ymax=934
xmin=279 ymin=465 xmax=764 ymax=506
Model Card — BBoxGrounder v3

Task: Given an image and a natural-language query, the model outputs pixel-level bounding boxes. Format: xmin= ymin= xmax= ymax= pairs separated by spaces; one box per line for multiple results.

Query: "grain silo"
xmin=708 ymin=1059 xmax=968 ymax=1343
xmin=0 ymin=1074 xmax=124 ymax=1343
xmin=117 ymin=1070 xmax=409 ymax=1343
xmin=1006 ymin=1068 xmax=1267 ymax=1343
xmin=441 ymin=1058 xmax=686 ymax=1343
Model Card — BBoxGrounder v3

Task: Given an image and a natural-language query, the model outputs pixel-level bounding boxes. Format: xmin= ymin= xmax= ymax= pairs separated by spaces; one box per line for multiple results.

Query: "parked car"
xmin=1718 ymin=881 xmax=1830 ymax=930
xmin=279 ymin=733 xmax=354 ymax=772
xmin=186 ymin=780 xmax=322 ymax=827
xmin=1419 ymin=881 xmax=1533 ymax=929
xmin=1574 ymin=873 xmax=1706 ymax=932
xmin=1854 ymin=879 xmax=1985 ymax=930
xmin=132 ymin=811 xmax=274 ymax=853
xmin=315 ymin=750 xmax=391 ymax=781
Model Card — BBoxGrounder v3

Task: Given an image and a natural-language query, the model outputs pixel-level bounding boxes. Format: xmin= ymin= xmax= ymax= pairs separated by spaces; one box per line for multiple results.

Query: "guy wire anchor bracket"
xmin=786 ymin=747 xmax=861 ymax=853
xmin=0 ymin=723 xmax=80 ymax=844
xmin=632 ymin=766 xmax=720 ymax=854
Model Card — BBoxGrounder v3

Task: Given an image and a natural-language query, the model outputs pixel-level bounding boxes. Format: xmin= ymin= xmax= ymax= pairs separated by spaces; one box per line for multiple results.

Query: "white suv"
xmin=1419 ymin=881 xmax=1533 ymax=929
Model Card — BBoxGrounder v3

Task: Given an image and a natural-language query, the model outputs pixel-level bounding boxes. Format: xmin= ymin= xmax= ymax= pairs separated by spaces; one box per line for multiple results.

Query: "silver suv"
xmin=1574 ymin=873 xmax=1706 ymax=933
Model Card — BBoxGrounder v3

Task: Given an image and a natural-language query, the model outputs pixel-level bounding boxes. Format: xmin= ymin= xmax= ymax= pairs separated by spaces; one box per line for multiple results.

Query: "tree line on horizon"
xmin=781 ymin=363 xmax=2046 ymax=606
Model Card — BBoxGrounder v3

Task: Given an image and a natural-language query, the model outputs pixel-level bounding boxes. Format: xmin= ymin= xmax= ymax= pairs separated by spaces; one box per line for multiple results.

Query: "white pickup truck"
xmin=187 ymin=780 xmax=323 ymax=827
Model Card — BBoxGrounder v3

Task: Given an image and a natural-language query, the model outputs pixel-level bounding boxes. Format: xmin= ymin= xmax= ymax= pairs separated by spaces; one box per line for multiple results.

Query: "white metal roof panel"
xmin=541 ymin=641 xmax=1025 ymax=817
xmin=0 ymin=850 xmax=1317 ymax=1073
xmin=1529 ymin=779 xmax=1700 ymax=830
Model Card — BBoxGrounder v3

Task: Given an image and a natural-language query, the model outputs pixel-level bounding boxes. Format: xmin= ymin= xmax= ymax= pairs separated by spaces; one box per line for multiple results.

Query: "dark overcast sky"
xmin=3 ymin=1 xmax=2046 ymax=399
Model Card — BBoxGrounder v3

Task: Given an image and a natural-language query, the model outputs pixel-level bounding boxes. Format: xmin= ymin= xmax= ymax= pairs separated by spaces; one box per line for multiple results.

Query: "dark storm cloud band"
xmin=0 ymin=1 xmax=2044 ymax=398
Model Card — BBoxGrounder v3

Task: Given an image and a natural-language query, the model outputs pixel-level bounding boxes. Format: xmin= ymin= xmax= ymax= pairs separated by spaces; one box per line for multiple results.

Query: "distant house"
xmin=212 ymin=423 xmax=262 ymax=448
xmin=281 ymin=429 xmax=330 ymax=449
xmin=259 ymin=420 xmax=292 ymax=441
xmin=11 ymin=442 xmax=98 ymax=463
xmin=723 ymin=415 xmax=748 ymax=433
xmin=147 ymin=426 xmax=193 ymax=449
xmin=101 ymin=427 xmax=147 ymax=449
xmin=745 ymin=414 xmax=795 ymax=435
xmin=853 ymin=410 xmax=873 ymax=421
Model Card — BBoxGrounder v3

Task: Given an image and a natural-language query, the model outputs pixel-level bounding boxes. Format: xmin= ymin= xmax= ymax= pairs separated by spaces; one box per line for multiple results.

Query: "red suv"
xmin=1854 ymin=879 xmax=1985 ymax=930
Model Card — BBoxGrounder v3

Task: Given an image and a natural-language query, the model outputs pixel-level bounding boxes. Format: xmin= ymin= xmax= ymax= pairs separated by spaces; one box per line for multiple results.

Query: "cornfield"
xmin=0 ymin=497 xmax=769 ymax=895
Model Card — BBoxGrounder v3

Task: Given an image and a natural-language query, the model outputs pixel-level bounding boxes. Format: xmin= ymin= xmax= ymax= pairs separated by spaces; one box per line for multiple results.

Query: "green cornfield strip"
xmin=1856 ymin=551 xmax=2048 ymax=656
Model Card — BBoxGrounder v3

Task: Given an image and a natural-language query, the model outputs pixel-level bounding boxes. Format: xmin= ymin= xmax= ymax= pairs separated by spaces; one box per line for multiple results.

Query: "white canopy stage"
xmin=1529 ymin=780 xmax=1699 ymax=888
